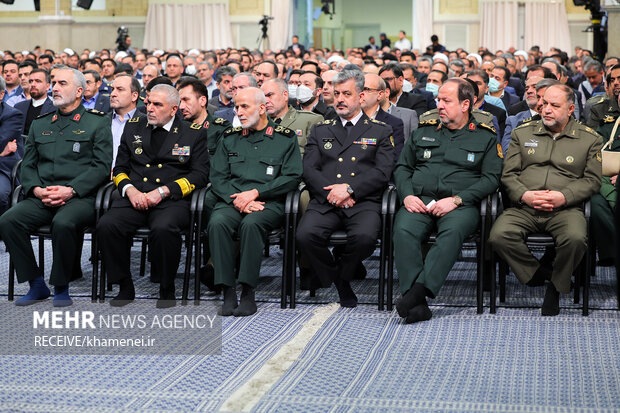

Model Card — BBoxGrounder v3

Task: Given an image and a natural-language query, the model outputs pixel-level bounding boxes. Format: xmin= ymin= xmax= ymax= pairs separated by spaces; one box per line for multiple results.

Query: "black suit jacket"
xmin=312 ymin=100 xmax=338 ymax=120
xmin=412 ymin=88 xmax=436 ymax=112
xmin=481 ymin=101 xmax=507 ymax=139
xmin=508 ymin=100 xmax=529 ymax=116
xmin=303 ymin=113 xmax=394 ymax=217
xmin=508 ymin=77 xmax=525 ymax=99
xmin=94 ymin=93 xmax=111 ymax=114
xmin=396 ymin=91 xmax=428 ymax=117
xmin=112 ymin=115 xmax=210 ymax=206
xmin=14 ymin=97 xmax=55 ymax=134
xmin=0 ymin=102 xmax=25 ymax=180
xmin=375 ymin=108 xmax=405 ymax=162
xmin=500 ymin=92 xmax=520 ymax=112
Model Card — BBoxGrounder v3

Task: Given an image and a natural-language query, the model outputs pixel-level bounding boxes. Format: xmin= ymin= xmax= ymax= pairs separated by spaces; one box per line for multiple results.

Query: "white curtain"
xmin=269 ymin=0 xmax=292 ymax=52
xmin=412 ymin=0 xmax=433 ymax=52
xmin=143 ymin=3 xmax=233 ymax=51
xmin=479 ymin=0 xmax=518 ymax=52
xmin=524 ymin=0 xmax=571 ymax=53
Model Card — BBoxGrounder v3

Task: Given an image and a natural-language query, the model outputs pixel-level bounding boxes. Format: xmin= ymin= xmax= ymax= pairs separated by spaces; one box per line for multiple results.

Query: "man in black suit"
xmin=297 ymin=71 xmax=338 ymax=120
xmin=508 ymin=64 xmax=556 ymax=116
xmin=0 ymin=76 xmax=25 ymax=214
xmin=379 ymin=62 xmax=428 ymax=116
xmin=466 ymin=70 xmax=507 ymax=139
xmin=362 ymin=73 xmax=404 ymax=162
xmin=14 ymin=68 xmax=55 ymax=135
xmin=82 ymin=70 xmax=110 ymax=114
xmin=97 ymin=84 xmax=210 ymax=308
xmin=296 ymin=70 xmax=394 ymax=308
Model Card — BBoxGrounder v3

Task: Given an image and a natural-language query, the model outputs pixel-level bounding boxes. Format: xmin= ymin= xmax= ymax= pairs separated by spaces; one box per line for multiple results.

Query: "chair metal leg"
xmin=387 ymin=233 xmax=395 ymax=311
xmin=290 ymin=217 xmax=298 ymax=309
xmin=378 ymin=224 xmax=387 ymax=311
xmin=139 ymin=238 xmax=147 ymax=277
xmin=489 ymin=257 xmax=497 ymax=314
xmin=8 ymin=258 xmax=15 ymax=301
xmin=91 ymin=235 xmax=98 ymax=302
xmin=476 ymin=242 xmax=483 ymax=314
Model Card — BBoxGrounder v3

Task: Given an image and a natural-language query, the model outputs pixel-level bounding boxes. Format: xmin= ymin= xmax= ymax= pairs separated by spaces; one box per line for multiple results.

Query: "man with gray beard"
xmin=0 ymin=67 xmax=112 ymax=307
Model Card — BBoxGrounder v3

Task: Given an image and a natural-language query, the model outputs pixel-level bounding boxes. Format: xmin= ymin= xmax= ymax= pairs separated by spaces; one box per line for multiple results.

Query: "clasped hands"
xmin=33 ymin=185 xmax=74 ymax=207
xmin=127 ymin=186 xmax=169 ymax=210
xmin=324 ymin=183 xmax=355 ymax=209
xmin=521 ymin=190 xmax=566 ymax=211
xmin=403 ymin=195 xmax=457 ymax=217
xmin=231 ymin=189 xmax=264 ymax=213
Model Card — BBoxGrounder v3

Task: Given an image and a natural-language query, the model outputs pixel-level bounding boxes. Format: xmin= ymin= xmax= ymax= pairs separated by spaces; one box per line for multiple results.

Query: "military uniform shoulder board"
xmin=515 ymin=119 xmax=539 ymax=130
xmin=128 ymin=116 xmax=140 ymax=123
xmin=479 ymin=123 xmax=496 ymax=134
xmin=36 ymin=111 xmax=55 ymax=119
xmin=139 ymin=95 xmax=145 ymax=101
xmin=214 ymin=117 xmax=226 ymax=124
xmin=418 ymin=119 xmax=439 ymax=127
xmin=319 ymin=119 xmax=335 ymax=125
xmin=582 ymin=125 xmax=599 ymax=136
xmin=86 ymin=109 xmax=106 ymax=116
xmin=371 ymin=119 xmax=386 ymax=125
xmin=224 ymin=126 xmax=243 ymax=136
xmin=190 ymin=123 xmax=202 ymax=130
xmin=603 ymin=115 xmax=618 ymax=124
xmin=274 ymin=125 xmax=295 ymax=137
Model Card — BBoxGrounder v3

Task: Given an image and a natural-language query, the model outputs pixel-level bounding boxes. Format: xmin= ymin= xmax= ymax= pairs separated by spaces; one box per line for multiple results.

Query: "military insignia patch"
xmin=324 ymin=141 xmax=332 ymax=150
xmin=73 ymin=114 xmax=81 ymax=122
xmin=390 ymin=136 xmax=394 ymax=147
xmin=215 ymin=118 xmax=225 ymax=124
xmin=73 ymin=130 xmax=86 ymax=134
xmin=173 ymin=127 xmax=178 ymax=134
xmin=203 ymin=121 xmax=210 ymax=129
xmin=496 ymin=144 xmax=503 ymax=159
xmin=566 ymin=155 xmax=574 ymax=163
xmin=603 ymin=115 xmax=616 ymax=124
xmin=424 ymin=149 xmax=431 ymax=159
xmin=266 ymin=126 xmax=274 ymax=136
xmin=596 ymin=151 xmax=602 ymax=162
xmin=41 ymin=131 xmax=52 ymax=136
xmin=242 ymin=128 xmax=249 ymax=136
xmin=468 ymin=123 xmax=476 ymax=131
xmin=135 ymin=147 xmax=143 ymax=155
xmin=52 ymin=114 xmax=58 ymax=122
xmin=190 ymin=123 xmax=202 ymax=130
xmin=128 ymin=117 xmax=140 ymax=123
xmin=528 ymin=148 xmax=535 ymax=155
xmin=467 ymin=152 xmax=475 ymax=162
xmin=72 ymin=142 xmax=80 ymax=153
xmin=353 ymin=138 xmax=377 ymax=146
xmin=266 ymin=166 xmax=274 ymax=175
xmin=296 ymin=129 xmax=303 ymax=136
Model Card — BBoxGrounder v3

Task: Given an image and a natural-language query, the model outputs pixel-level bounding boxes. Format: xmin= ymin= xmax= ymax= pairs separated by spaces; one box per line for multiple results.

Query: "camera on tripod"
xmin=116 ymin=26 xmax=130 ymax=52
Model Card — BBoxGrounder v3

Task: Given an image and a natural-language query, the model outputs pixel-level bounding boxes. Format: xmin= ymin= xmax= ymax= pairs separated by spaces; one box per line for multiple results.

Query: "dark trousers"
xmin=0 ymin=197 xmax=95 ymax=286
xmin=296 ymin=208 xmax=380 ymax=285
xmin=96 ymin=200 xmax=190 ymax=292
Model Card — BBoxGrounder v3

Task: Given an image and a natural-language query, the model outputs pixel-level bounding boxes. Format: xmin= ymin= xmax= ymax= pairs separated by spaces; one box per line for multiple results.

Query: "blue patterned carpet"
xmin=0 ymin=238 xmax=618 ymax=412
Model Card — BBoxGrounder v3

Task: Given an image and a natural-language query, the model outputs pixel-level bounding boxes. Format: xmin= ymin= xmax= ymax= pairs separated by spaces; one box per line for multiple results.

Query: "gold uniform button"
xmin=338 ymin=157 xmax=343 ymax=162
xmin=351 ymin=157 xmax=356 ymax=161
xmin=336 ymin=173 xmax=342 ymax=178
xmin=158 ymin=164 xmax=162 ymax=168
xmin=143 ymin=177 xmax=148 ymax=182
xmin=146 ymin=164 xmax=150 ymax=168
xmin=155 ymin=178 xmax=161 ymax=183
xmin=350 ymin=172 xmax=355 ymax=177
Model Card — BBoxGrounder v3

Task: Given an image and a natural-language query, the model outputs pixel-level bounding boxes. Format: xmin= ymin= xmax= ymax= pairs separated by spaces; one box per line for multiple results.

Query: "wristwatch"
xmin=157 ymin=186 xmax=166 ymax=201
xmin=71 ymin=188 xmax=77 ymax=197
xmin=452 ymin=195 xmax=463 ymax=207
xmin=346 ymin=184 xmax=354 ymax=196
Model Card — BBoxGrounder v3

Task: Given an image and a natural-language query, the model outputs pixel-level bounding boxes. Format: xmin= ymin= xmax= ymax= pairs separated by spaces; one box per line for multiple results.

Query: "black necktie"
xmin=345 ymin=121 xmax=354 ymax=136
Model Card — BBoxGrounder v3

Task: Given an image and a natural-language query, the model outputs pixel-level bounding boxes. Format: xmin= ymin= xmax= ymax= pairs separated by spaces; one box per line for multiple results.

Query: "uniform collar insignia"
xmin=203 ymin=120 xmax=210 ymax=129
xmin=173 ymin=127 xmax=178 ymax=134
xmin=468 ymin=122 xmax=476 ymax=131
xmin=266 ymin=126 xmax=274 ymax=136
xmin=52 ymin=114 xmax=58 ymax=122
xmin=73 ymin=113 xmax=81 ymax=122
xmin=242 ymin=128 xmax=249 ymax=136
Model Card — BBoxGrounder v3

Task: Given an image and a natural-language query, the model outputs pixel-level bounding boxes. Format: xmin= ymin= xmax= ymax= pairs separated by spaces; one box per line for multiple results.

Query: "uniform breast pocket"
xmin=67 ymin=137 xmax=92 ymax=159
xmin=414 ymin=140 xmax=440 ymax=164
xmin=259 ymin=157 xmax=282 ymax=178
xmin=228 ymin=155 xmax=245 ymax=177
xmin=445 ymin=142 xmax=486 ymax=169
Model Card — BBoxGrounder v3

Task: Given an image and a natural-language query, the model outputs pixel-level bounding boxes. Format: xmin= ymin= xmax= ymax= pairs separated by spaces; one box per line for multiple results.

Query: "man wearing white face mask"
xmin=489 ymin=66 xmax=520 ymax=110
xmin=297 ymin=71 xmax=338 ymax=120
xmin=425 ymin=70 xmax=447 ymax=105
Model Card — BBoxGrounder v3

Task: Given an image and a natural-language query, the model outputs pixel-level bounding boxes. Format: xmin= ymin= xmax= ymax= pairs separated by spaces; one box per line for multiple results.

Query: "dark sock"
xmin=352 ymin=261 xmax=367 ymax=280
xmin=15 ymin=276 xmax=50 ymax=306
xmin=110 ymin=278 xmax=135 ymax=307
xmin=541 ymin=281 xmax=560 ymax=316
xmin=396 ymin=283 xmax=426 ymax=318
xmin=219 ymin=286 xmax=237 ymax=316
xmin=53 ymin=285 xmax=73 ymax=307
xmin=527 ymin=262 xmax=552 ymax=287
xmin=405 ymin=302 xmax=433 ymax=324
xmin=334 ymin=277 xmax=357 ymax=308
xmin=156 ymin=287 xmax=176 ymax=309
xmin=234 ymin=284 xmax=257 ymax=316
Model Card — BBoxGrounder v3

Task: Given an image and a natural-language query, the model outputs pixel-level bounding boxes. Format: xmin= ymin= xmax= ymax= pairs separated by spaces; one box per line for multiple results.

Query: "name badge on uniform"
xmin=41 ymin=131 xmax=52 ymax=136
xmin=421 ymin=137 xmax=435 ymax=142
xmin=266 ymin=166 xmax=274 ymax=176
xmin=73 ymin=142 xmax=80 ymax=153
xmin=424 ymin=149 xmax=431 ymax=159
xmin=467 ymin=153 xmax=475 ymax=162
xmin=524 ymin=142 xmax=538 ymax=147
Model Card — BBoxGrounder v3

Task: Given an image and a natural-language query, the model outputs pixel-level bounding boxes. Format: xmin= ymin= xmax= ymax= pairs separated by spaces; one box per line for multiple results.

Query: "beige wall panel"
xmin=230 ymin=0 xmax=264 ymax=15
xmin=439 ymin=0 xmax=477 ymax=16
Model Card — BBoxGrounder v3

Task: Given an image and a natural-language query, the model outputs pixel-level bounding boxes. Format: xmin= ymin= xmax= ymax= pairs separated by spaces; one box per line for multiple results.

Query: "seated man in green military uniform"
xmin=393 ymin=78 xmax=502 ymax=323
xmin=490 ymin=84 xmax=603 ymax=316
xmin=207 ymin=87 xmax=302 ymax=316
xmin=0 ymin=67 xmax=112 ymax=307
xmin=591 ymin=89 xmax=620 ymax=266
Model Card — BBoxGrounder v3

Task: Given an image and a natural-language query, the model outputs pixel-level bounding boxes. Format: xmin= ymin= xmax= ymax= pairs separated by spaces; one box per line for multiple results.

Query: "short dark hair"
xmin=446 ymin=78 xmax=475 ymax=113
xmin=466 ymin=69 xmax=489 ymax=85
xmin=463 ymin=77 xmax=479 ymax=99
xmin=102 ymin=58 xmax=117 ymax=68
xmin=216 ymin=65 xmax=238 ymax=83
xmin=145 ymin=76 xmax=173 ymax=92
xmin=82 ymin=69 xmax=101 ymax=82
xmin=30 ymin=68 xmax=50 ymax=83
xmin=176 ymin=76 xmax=208 ymax=98
xmin=378 ymin=62 xmax=403 ymax=78
xmin=114 ymin=73 xmax=141 ymax=95
xmin=114 ymin=63 xmax=134 ymax=76
xmin=400 ymin=51 xmax=416 ymax=61
xmin=256 ymin=60 xmax=279 ymax=78
xmin=493 ymin=66 xmax=511 ymax=82
xmin=19 ymin=60 xmax=37 ymax=71
xmin=606 ymin=64 xmax=620 ymax=85
xmin=431 ymin=34 xmax=439 ymax=42
xmin=430 ymin=69 xmax=448 ymax=84
xmin=525 ymin=64 xmax=554 ymax=79
xmin=39 ymin=54 xmax=53 ymax=63
xmin=2 ymin=59 xmax=18 ymax=69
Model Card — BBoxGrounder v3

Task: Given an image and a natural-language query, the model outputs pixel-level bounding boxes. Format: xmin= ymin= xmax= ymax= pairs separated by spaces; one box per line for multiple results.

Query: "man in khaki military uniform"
xmin=489 ymin=84 xmax=603 ymax=316
xmin=261 ymin=78 xmax=323 ymax=155
xmin=585 ymin=64 xmax=620 ymax=128
xmin=393 ymin=79 xmax=502 ymax=323
xmin=208 ymin=87 xmax=302 ymax=317
xmin=0 ymin=67 xmax=112 ymax=307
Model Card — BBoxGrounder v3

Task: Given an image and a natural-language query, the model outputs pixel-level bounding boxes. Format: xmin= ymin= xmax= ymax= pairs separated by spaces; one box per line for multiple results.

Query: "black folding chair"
xmin=97 ymin=185 xmax=202 ymax=305
xmin=386 ymin=192 xmax=497 ymax=314
xmin=287 ymin=184 xmax=393 ymax=310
